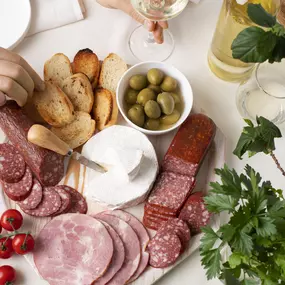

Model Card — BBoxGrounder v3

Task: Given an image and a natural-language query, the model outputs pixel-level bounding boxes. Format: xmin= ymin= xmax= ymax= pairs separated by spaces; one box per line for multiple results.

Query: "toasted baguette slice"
xmin=93 ymin=88 xmax=113 ymax=131
xmin=44 ymin=53 xmax=73 ymax=88
xmin=104 ymin=91 xmax=118 ymax=129
xmin=62 ymin=73 xmax=94 ymax=113
xmin=33 ymin=81 xmax=75 ymax=127
xmin=51 ymin=111 xmax=95 ymax=149
xmin=73 ymin=49 xmax=100 ymax=89
xmin=99 ymin=53 xmax=128 ymax=93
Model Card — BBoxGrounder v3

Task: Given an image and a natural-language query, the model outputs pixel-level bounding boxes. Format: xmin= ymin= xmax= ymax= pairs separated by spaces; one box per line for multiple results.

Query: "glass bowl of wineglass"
xmin=129 ymin=0 xmax=188 ymax=62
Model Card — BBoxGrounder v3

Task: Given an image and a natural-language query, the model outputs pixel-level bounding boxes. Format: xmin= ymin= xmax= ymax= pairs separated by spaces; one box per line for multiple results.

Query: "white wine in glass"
xmin=129 ymin=0 xmax=188 ymax=62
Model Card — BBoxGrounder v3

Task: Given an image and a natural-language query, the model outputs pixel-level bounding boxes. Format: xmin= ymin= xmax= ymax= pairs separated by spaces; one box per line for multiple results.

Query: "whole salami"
xmin=0 ymin=102 xmax=64 ymax=186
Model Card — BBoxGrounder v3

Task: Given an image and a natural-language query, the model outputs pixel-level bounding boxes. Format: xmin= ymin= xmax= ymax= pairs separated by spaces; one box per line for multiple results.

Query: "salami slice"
xmin=3 ymin=166 xmax=33 ymax=201
xmin=94 ymin=221 xmax=125 ymax=285
xmin=95 ymin=212 xmax=141 ymax=284
xmin=58 ymin=185 xmax=87 ymax=214
xmin=34 ymin=214 xmax=114 ymax=285
xmin=22 ymin=187 xmax=61 ymax=217
xmin=148 ymin=172 xmax=195 ymax=213
xmin=18 ymin=178 xmax=43 ymax=210
xmin=142 ymin=216 xmax=161 ymax=231
xmin=144 ymin=203 xmax=176 ymax=217
xmin=52 ymin=186 xmax=72 ymax=215
xmin=0 ymin=143 xmax=26 ymax=183
xmin=147 ymin=232 xmax=182 ymax=268
xmin=107 ymin=210 xmax=150 ymax=282
xmin=179 ymin=192 xmax=211 ymax=235
xmin=0 ymin=102 xmax=64 ymax=186
xmin=162 ymin=114 xmax=216 ymax=177
xmin=159 ymin=218 xmax=190 ymax=251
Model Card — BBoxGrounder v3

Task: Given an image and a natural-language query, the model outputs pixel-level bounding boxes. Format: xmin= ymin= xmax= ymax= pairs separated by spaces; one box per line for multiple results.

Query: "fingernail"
xmin=0 ymin=92 xmax=7 ymax=106
xmin=144 ymin=20 xmax=153 ymax=31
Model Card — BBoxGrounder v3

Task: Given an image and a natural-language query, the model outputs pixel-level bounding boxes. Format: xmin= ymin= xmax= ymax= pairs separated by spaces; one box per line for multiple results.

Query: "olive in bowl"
xmin=117 ymin=62 xmax=193 ymax=135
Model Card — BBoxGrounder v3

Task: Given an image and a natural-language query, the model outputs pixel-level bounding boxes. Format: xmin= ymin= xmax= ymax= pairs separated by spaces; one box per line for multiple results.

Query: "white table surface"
xmin=1 ymin=0 xmax=285 ymax=284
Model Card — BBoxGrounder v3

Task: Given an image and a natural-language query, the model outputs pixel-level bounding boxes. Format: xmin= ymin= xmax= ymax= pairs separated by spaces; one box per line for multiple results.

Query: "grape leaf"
xmin=247 ymin=4 xmax=276 ymax=28
xmin=232 ymin=27 xmax=270 ymax=63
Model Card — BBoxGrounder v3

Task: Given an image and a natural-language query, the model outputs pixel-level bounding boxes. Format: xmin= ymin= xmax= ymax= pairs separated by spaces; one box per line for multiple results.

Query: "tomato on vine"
xmin=0 ymin=265 xmax=16 ymax=285
xmin=0 ymin=238 xmax=13 ymax=259
xmin=0 ymin=210 xmax=23 ymax=231
xmin=12 ymin=234 xmax=35 ymax=255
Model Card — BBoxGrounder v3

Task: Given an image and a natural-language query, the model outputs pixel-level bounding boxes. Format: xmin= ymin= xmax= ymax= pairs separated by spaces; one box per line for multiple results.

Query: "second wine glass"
xmin=129 ymin=0 xmax=188 ymax=62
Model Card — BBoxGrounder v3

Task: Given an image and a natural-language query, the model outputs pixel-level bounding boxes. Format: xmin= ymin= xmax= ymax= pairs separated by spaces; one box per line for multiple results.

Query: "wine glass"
xmin=129 ymin=0 xmax=189 ymax=62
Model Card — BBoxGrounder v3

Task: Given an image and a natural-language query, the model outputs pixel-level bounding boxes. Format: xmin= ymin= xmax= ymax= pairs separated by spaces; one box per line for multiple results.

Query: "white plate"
xmin=0 ymin=0 xmax=31 ymax=50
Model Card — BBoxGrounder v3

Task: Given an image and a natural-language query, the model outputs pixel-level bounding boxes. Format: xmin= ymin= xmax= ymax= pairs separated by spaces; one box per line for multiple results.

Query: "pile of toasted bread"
xmin=31 ymin=49 xmax=127 ymax=149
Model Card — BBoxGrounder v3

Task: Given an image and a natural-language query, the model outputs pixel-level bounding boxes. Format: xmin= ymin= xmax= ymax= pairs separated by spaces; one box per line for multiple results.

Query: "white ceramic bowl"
xmin=116 ymin=61 xmax=193 ymax=135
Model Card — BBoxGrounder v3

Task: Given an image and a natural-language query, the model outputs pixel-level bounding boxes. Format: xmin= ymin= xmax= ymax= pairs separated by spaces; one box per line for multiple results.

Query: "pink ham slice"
xmin=34 ymin=214 xmax=114 ymax=285
xmin=106 ymin=210 xmax=150 ymax=282
xmin=95 ymin=212 xmax=141 ymax=285
xmin=94 ymin=220 xmax=125 ymax=285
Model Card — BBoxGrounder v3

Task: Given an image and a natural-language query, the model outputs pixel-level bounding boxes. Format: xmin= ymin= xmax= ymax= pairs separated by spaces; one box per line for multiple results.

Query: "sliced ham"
xmin=94 ymin=221 xmax=125 ymax=285
xmin=34 ymin=214 xmax=114 ymax=285
xmin=95 ymin=212 xmax=141 ymax=285
xmin=105 ymin=210 xmax=150 ymax=282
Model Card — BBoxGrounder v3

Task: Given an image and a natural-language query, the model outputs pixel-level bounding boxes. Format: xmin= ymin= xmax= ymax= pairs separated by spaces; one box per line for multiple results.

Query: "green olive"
xmin=144 ymin=118 xmax=160 ymax=130
xmin=125 ymin=89 xmax=139 ymax=104
xmin=128 ymin=104 xmax=145 ymax=127
xmin=161 ymin=76 xmax=177 ymax=92
xmin=160 ymin=109 xmax=181 ymax=125
xmin=147 ymin=68 xmax=164 ymax=86
xmin=137 ymin=88 xmax=156 ymax=106
xmin=148 ymin=84 xmax=161 ymax=94
xmin=157 ymin=92 xmax=175 ymax=115
xmin=129 ymin=75 xmax=148 ymax=91
xmin=144 ymin=100 xmax=161 ymax=119
xmin=169 ymin=92 xmax=181 ymax=105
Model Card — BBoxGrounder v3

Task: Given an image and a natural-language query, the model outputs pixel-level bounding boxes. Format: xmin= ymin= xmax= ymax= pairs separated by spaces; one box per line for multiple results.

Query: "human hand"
xmin=0 ymin=48 xmax=45 ymax=107
xmin=97 ymin=0 xmax=168 ymax=44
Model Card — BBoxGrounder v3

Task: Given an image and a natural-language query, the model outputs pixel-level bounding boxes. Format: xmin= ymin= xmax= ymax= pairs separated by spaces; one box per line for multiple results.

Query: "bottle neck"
xmin=278 ymin=0 xmax=285 ymax=26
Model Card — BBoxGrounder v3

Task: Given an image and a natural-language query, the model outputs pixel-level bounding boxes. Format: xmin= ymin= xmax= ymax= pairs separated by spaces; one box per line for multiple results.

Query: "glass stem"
xmin=146 ymin=32 xmax=156 ymax=44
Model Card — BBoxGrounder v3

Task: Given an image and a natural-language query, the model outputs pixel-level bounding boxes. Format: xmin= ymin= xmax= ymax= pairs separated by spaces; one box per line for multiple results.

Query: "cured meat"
xmin=143 ymin=214 xmax=167 ymax=231
xmin=22 ymin=187 xmax=61 ymax=217
xmin=147 ymin=232 xmax=182 ymax=268
xmin=179 ymin=192 xmax=211 ymax=235
xmin=0 ymin=143 xmax=26 ymax=183
xmin=95 ymin=212 xmax=141 ymax=284
xmin=18 ymin=178 xmax=43 ymax=210
xmin=58 ymin=185 xmax=87 ymax=214
xmin=34 ymin=214 xmax=114 ymax=285
xmin=148 ymin=172 xmax=196 ymax=213
xmin=159 ymin=218 xmax=190 ymax=251
xmin=3 ymin=166 xmax=33 ymax=201
xmin=144 ymin=203 xmax=176 ymax=217
xmin=53 ymin=186 xmax=72 ymax=215
xmin=162 ymin=114 xmax=216 ymax=177
xmin=0 ymin=102 xmax=64 ymax=186
xmin=94 ymin=221 xmax=125 ymax=285
xmin=106 ymin=210 xmax=150 ymax=282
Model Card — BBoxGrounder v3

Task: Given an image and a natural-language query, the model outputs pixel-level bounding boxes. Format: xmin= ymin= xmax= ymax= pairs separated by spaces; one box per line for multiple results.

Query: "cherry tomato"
xmin=12 ymin=234 xmax=35 ymax=255
xmin=0 ymin=265 xmax=16 ymax=285
xmin=0 ymin=238 xmax=13 ymax=259
xmin=0 ymin=210 xmax=23 ymax=231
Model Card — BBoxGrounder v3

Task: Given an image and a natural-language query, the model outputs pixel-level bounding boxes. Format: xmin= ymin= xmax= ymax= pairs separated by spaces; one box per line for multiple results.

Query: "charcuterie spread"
xmin=0 ymin=50 xmax=226 ymax=285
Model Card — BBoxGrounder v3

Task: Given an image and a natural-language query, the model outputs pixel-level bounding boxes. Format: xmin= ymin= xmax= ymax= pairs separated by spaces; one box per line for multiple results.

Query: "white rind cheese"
xmin=82 ymin=126 xmax=158 ymax=208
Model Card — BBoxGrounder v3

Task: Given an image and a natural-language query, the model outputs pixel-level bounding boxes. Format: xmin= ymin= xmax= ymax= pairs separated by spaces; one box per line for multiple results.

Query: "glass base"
xmin=129 ymin=25 xmax=175 ymax=62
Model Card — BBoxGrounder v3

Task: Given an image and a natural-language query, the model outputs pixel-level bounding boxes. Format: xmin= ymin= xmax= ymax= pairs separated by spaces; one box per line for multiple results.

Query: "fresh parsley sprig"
xmin=232 ymin=4 xmax=285 ymax=63
xmin=233 ymin=116 xmax=285 ymax=176
xmin=200 ymin=165 xmax=285 ymax=285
